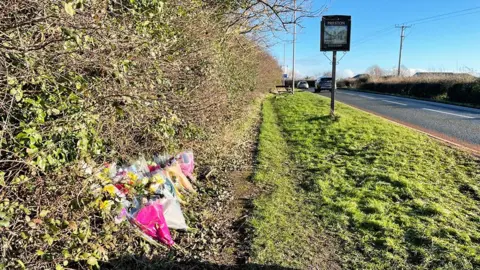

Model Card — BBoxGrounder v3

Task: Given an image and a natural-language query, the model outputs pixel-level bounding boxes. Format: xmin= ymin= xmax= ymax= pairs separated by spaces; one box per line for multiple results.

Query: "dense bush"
xmin=360 ymin=82 xmax=412 ymax=96
xmin=356 ymin=77 xmax=480 ymax=105
xmin=448 ymin=82 xmax=480 ymax=104
xmin=0 ymin=0 xmax=281 ymax=268
xmin=408 ymin=82 xmax=448 ymax=98
xmin=336 ymin=80 xmax=347 ymax=88
xmin=338 ymin=76 xmax=369 ymax=89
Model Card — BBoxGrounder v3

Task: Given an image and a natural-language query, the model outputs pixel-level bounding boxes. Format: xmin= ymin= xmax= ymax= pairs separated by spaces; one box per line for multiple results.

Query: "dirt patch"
xmin=174 ymin=101 xmax=264 ymax=266
xmin=199 ymin=170 xmax=261 ymax=265
xmin=229 ymin=171 xmax=261 ymax=264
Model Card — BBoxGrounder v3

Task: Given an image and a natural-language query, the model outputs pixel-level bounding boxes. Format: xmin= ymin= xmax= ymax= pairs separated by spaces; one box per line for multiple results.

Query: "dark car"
xmin=297 ymin=81 xmax=309 ymax=89
xmin=352 ymin=74 xmax=371 ymax=82
xmin=315 ymin=77 xmax=335 ymax=92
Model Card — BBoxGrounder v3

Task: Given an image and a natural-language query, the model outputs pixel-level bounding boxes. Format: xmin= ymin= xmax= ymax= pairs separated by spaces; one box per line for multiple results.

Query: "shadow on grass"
xmin=102 ymin=257 xmax=294 ymax=270
xmin=306 ymin=115 xmax=334 ymax=123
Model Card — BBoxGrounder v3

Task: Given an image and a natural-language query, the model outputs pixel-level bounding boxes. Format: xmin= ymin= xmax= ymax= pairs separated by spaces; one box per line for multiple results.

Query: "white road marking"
xmin=359 ymin=95 xmax=377 ymax=100
xmin=422 ymin=108 xmax=475 ymax=119
xmin=382 ymin=100 xmax=407 ymax=106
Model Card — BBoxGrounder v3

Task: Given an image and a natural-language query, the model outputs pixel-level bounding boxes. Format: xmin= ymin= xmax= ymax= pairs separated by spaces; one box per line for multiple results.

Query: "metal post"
xmin=331 ymin=51 xmax=337 ymax=116
xmin=292 ymin=0 xmax=296 ymax=94
xmin=283 ymin=43 xmax=286 ymax=86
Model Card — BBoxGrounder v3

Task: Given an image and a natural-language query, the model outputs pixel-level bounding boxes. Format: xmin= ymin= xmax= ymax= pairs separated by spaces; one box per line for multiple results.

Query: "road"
xmin=316 ymin=89 xmax=480 ymax=150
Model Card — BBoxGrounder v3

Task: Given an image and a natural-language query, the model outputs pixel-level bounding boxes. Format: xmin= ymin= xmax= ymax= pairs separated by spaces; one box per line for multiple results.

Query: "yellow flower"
xmin=126 ymin=172 xmax=138 ymax=183
xmin=95 ymin=172 xmax=111 ymax=185
xmin=149 ymin=183 xmax=160 ymax=194
xmin=151 ymin=174 xmax=165 ymax=184
xmin=103 ymin=184 xmax=115 ymax=196
xmin=99 ymin=200 xmax=113 ymax=211
xmin=141 ymin=177 xmax=149 ymax=186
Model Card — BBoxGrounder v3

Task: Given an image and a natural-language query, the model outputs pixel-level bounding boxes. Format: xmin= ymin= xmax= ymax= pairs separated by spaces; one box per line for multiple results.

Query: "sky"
xmin=269 ymin=0 xmax=480 ymax=78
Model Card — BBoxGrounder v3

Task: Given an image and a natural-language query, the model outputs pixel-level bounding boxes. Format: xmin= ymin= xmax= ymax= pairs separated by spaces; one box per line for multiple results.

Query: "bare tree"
xmin=221 ymin=0 xmax=331 ymax=46
xmin=367 ymin=65 xmax=385 ymax=77
xmin=323 ymin=71 xmax=332 ymax=77
xmin=387 ymin=65 xmax=409 ymax=76
xmin=459 ymin=66 xmax=478 ymax=76
xmin=399 ymin=65 xmax=410 ymax=77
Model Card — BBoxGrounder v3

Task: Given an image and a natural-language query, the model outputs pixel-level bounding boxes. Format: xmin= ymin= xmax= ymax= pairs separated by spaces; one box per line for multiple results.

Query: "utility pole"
xmin=292 ymin=0 xmax=296 ymax=94
xmin=396 ymin=24 xmax=411 ymax=76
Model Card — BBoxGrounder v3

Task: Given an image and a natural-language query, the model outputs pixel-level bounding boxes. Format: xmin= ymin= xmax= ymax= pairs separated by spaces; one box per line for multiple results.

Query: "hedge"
xmin=0 ymin=1 xmax=281 ymax=269
xmin=448 ymin=82 xmax=480 ymax=104
xmin=357 ymin=80 xmax=480 ymax=105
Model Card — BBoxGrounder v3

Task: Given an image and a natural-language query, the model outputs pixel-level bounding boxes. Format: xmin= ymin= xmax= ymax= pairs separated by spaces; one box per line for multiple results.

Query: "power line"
xmin=410 ymin=10 xmax=480 ymax=26
xmin=353 ymin=26 xmax=395 ymax=44
xmin=404 ymin=27 xmax=413 ymax=38
xmin=400 ymin=9 xmax=480 ymax=41
xmin=352 ymin=28 xmax=397 ymax=49
xmin=352 ymin=6 xmax=480 ymax=50
xmin=400 ymin=6 xmax=480 ymax=25
xmin=353 ymin=5 xmax=480 ymax=47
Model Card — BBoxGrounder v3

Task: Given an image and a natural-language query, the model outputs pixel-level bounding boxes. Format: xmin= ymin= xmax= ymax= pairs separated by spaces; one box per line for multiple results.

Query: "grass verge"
xmin=252 ymin=92 xmax=480 ymax=269
xmin=250 ymin=96 xmax=339 ymax=269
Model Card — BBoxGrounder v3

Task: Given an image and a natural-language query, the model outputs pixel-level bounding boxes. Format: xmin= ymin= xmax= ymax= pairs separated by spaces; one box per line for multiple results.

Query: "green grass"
xmin=250 ymin=97 xmax=331 ymax=268
xmin=251 ymin=92 xmax=480 ymax=269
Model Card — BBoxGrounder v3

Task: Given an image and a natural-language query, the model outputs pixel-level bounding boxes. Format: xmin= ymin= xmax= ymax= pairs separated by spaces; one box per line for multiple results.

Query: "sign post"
xmin=331 ymin=51 xmax=337 ymax=116
xmin=321 ymin=15 xmax=351 ymax=116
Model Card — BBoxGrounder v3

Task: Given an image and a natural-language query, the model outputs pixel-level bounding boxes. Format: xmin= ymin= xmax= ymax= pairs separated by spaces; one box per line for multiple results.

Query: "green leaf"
xmin=36 ymin=250 xmax=45 ymax=256
xmin=43 ymin=234 xmax=54 ymax=246
xmin=87 ymin=257 xmax=98 ymax=266
xmin=56 ymin=264 xmax=64 ymax=270
xmin=51 ymin=108 xmax=61 ymax=115
xmin=0 ymin=220 xmax=10 ymax=227
xmin=47 ymin=155 xmax=56 ymax=165
xmin=7 ymin=76 xmax=17 ymax=85
xmin=36 ymin=157 xmax=46 ymax=171
xmin=12 ymin=175 xmax=29 ymax=185
xmin=16 ymin=260 xmax=25 ymax=270
xmin=26 ymin=147 xmax=38 ymax=156
xmin=62 ymin=249 xmax=71 ymax=259
xmin=15 ymin=90 xmax=23 ymax=101
xmin=9 ymin=87 xmax=23 ymax=101
xmin=40 ymin=210 xmax=50 ymax=218
xmin=64 ymin=2 xmax=75 ymax=16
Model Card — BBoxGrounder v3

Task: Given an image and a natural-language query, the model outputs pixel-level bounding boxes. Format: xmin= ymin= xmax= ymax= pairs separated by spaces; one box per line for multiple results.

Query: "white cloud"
xmin=286 ymin=69 xmax=304 ymax=79
xmin=340 ymin=69 xmax=355 ymax=78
